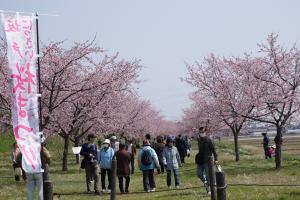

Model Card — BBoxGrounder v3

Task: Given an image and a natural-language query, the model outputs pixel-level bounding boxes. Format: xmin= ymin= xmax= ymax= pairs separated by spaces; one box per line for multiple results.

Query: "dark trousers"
xmin=101 ymin=168 xmax=111 ymax=190
xmin=167 ymin=169 xmax=180 ymax=187
xmin=142 ymin=169 xmax=155 ymax=191
xmin=158 ymin=157 xmax=165 ymax=173
xmin=130 ymin=154 xmax=135 ymax=174
xmin=85 ymin=162 xmax=99 ymax=192
xmin=179 ymin=152 xmax=186 ymax=163
xmin=118 ymin=176 xmax=130 ymax=193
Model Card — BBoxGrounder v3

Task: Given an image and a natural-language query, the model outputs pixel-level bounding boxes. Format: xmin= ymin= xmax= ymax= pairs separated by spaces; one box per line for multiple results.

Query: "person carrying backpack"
xmin=162 ymin=137 xmax=182 ymax=189
xmin=138 ymin=140 xmax=160 ymax=192
xmin=195 ymin=127 xmax=218 ymax=195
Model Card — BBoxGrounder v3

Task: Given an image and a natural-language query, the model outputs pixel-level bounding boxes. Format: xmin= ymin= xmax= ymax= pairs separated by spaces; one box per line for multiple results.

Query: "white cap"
xmin=103 ymin=139 xmax=110 ymax=144
xmin=111 ymin=136 xmax=117 ymax=140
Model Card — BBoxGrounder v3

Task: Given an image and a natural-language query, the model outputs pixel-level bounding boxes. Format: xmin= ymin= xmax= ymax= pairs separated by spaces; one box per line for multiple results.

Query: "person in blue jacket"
xmin=138 ymin=140 xmax=160 ymax=192
xmin=98 ymin=139 xmax=114 ymax=193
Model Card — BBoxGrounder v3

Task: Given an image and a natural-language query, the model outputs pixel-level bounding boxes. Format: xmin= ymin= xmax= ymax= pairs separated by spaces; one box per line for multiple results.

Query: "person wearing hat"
xmin=80 ymin=133 xmax=100 ymax=194
xmin=98 ymin=138 xmax=114 ymax=193
xmin=262 ymin=133 xmax=271 ymax=159
xmin=163 ymin=137 xmax=182 ymax=189
xmin=138 ymin=140 xmax=160 ymax=192
xmin=110 ymin=135 xmax=119 ymax=152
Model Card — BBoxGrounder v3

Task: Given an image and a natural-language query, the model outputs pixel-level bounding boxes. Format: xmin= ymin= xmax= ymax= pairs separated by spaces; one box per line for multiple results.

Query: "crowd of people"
xmin=11 ymin=128 xmax=281 ymax=199
xmin=11 ymin=127 xmax=220 ymax=198
xmin=78 ymin=127 xmax=217 ymax=196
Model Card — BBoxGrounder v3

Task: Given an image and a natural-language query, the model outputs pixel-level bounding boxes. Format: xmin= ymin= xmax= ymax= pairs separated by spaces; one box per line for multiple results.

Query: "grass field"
xmin=0 ymin=134 xmax=300 ymax=200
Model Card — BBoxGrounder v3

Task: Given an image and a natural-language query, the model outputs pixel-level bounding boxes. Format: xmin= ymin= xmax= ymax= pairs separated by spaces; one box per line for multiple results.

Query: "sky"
xmin=1 ymin=0 xmax=300 ymax=121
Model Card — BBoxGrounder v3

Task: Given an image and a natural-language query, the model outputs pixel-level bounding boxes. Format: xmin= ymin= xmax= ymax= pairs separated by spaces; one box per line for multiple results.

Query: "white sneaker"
xmin=207 ymin=191 xmax=211 ymax=196
xmin=107 ymin=189 xmax=111 ymax=193
xmin=150 ymin=188 xmax=156 ymax=192
xmin=168 ymin=186 xmax=172 ymax=189
xmin=102 ymin=189 xmax=106 ymax=193
xmin=147 ymin=190 xmax=150 ymax=193
xmin=176 ymin=185 xmax=180 ymax=189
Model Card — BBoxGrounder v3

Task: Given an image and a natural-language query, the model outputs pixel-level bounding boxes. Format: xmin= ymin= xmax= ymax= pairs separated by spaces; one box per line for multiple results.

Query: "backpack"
xmin=141 ymin=149 xmax=152 ymax=165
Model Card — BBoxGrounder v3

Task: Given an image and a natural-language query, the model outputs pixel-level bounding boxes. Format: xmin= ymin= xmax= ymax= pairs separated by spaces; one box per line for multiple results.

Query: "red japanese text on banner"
xmin=1 ymin=13 xmax=42 ymax=173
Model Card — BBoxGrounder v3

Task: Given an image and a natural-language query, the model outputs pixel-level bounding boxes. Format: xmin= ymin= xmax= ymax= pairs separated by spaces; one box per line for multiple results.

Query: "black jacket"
xmin=196 ymin=136 xmax=218 ymax=164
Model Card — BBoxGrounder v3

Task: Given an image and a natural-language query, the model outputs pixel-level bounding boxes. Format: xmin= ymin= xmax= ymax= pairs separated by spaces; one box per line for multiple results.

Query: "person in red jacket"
xmin=115 ymin=143 xmax=131 ymax=193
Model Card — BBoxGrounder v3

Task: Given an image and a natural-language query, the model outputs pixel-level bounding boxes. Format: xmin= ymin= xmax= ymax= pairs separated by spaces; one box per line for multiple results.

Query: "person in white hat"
xmin=98 ymin=139 xmax=114 ymax=193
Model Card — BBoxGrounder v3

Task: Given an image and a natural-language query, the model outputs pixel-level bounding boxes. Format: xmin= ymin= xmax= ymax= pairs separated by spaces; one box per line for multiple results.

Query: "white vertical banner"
xmin=1 ymin=12 xmax=42 ymax=173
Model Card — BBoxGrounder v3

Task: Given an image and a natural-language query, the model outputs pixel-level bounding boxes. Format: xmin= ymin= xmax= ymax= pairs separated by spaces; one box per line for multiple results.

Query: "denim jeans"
xmin=166 ymin=168 xmax=180 ymax=187
xmin=142 ymin=169 xmax=155 ymax=191
xmin=196 ymin=164 xmax=209 ymax=186
xmin=26 ymin=173 xmax=43 ymax=200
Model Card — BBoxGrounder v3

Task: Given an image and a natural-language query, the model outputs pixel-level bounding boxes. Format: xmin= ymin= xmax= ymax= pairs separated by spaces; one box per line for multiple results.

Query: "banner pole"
xmin=35 ymin=12 xmax=42 ymax=132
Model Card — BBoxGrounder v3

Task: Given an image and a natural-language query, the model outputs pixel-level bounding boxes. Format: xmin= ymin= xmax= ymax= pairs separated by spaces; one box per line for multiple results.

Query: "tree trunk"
xmin=74 ymin=138 xmax=80 ymax=164
xmin=62 ymin=135 xmax=69 ymax=171
xmin=275 ymin=126 xmax=283 ymax=169
xmin=233 ymin=132 xmax=240 ymax=162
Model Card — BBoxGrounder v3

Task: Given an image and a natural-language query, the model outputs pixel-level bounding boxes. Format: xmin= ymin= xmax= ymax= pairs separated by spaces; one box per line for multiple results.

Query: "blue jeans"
xmin=196 ymin=164 xmax=209 ymax=186
xmin=167 ymin=168 xmax=180 ymax=187
xmin=26 ymin=172 xmax=43 ymax=200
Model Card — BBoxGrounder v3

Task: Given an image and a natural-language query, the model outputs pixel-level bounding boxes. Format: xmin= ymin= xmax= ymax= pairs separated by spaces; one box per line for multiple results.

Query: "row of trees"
xmin=182 ymin=34 xmax=300 ymax=169
xmin=0 ymin=38 xmax=176 ymax=171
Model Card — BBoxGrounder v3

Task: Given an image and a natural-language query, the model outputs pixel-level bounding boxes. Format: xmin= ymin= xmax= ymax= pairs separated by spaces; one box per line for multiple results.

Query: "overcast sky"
xmin=1 ymin=0 xmax=300 ymax=121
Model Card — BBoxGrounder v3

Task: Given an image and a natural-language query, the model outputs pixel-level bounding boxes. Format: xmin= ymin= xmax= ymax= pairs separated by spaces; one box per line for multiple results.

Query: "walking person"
xmin=175 ymin=134 xmax=188 ymax=163
xmin=154 ymin=136 xmax=166 ymax=173
xmin=184 ymin=136 xmax=192 ymax=157
xmin=17 ymin=143 xmax=51 ymax=200
xmin=80 ymin=133 xmax=100 ymax=194
xmin=162 ymin=137 xmax=182 ymax=189
xmin=138 ymin=140 xmax=160 ymax=192
xmin=195 ymin=127 xmax=218 ymax=195
xmin=115 ymin=143 xmax=131 ymax=194
xmin=262 ymin=133 xmax=271 ymax=159
xmin=126 ymin=139 xmax=137 ymax=174
xmin=98 ymin=139 xmax=114 ymax=193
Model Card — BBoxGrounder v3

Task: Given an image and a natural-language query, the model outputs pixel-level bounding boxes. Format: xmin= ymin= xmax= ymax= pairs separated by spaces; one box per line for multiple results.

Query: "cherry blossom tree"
xmin=0 ymin=37 xmax=11 ymax=131
xmin=238 ymin=34 xmax=300 ymax=168
xmin=183 ymin=33 xmax=300 ymax=168
xmin=184 ymin=54 xmax=254 ymax=161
